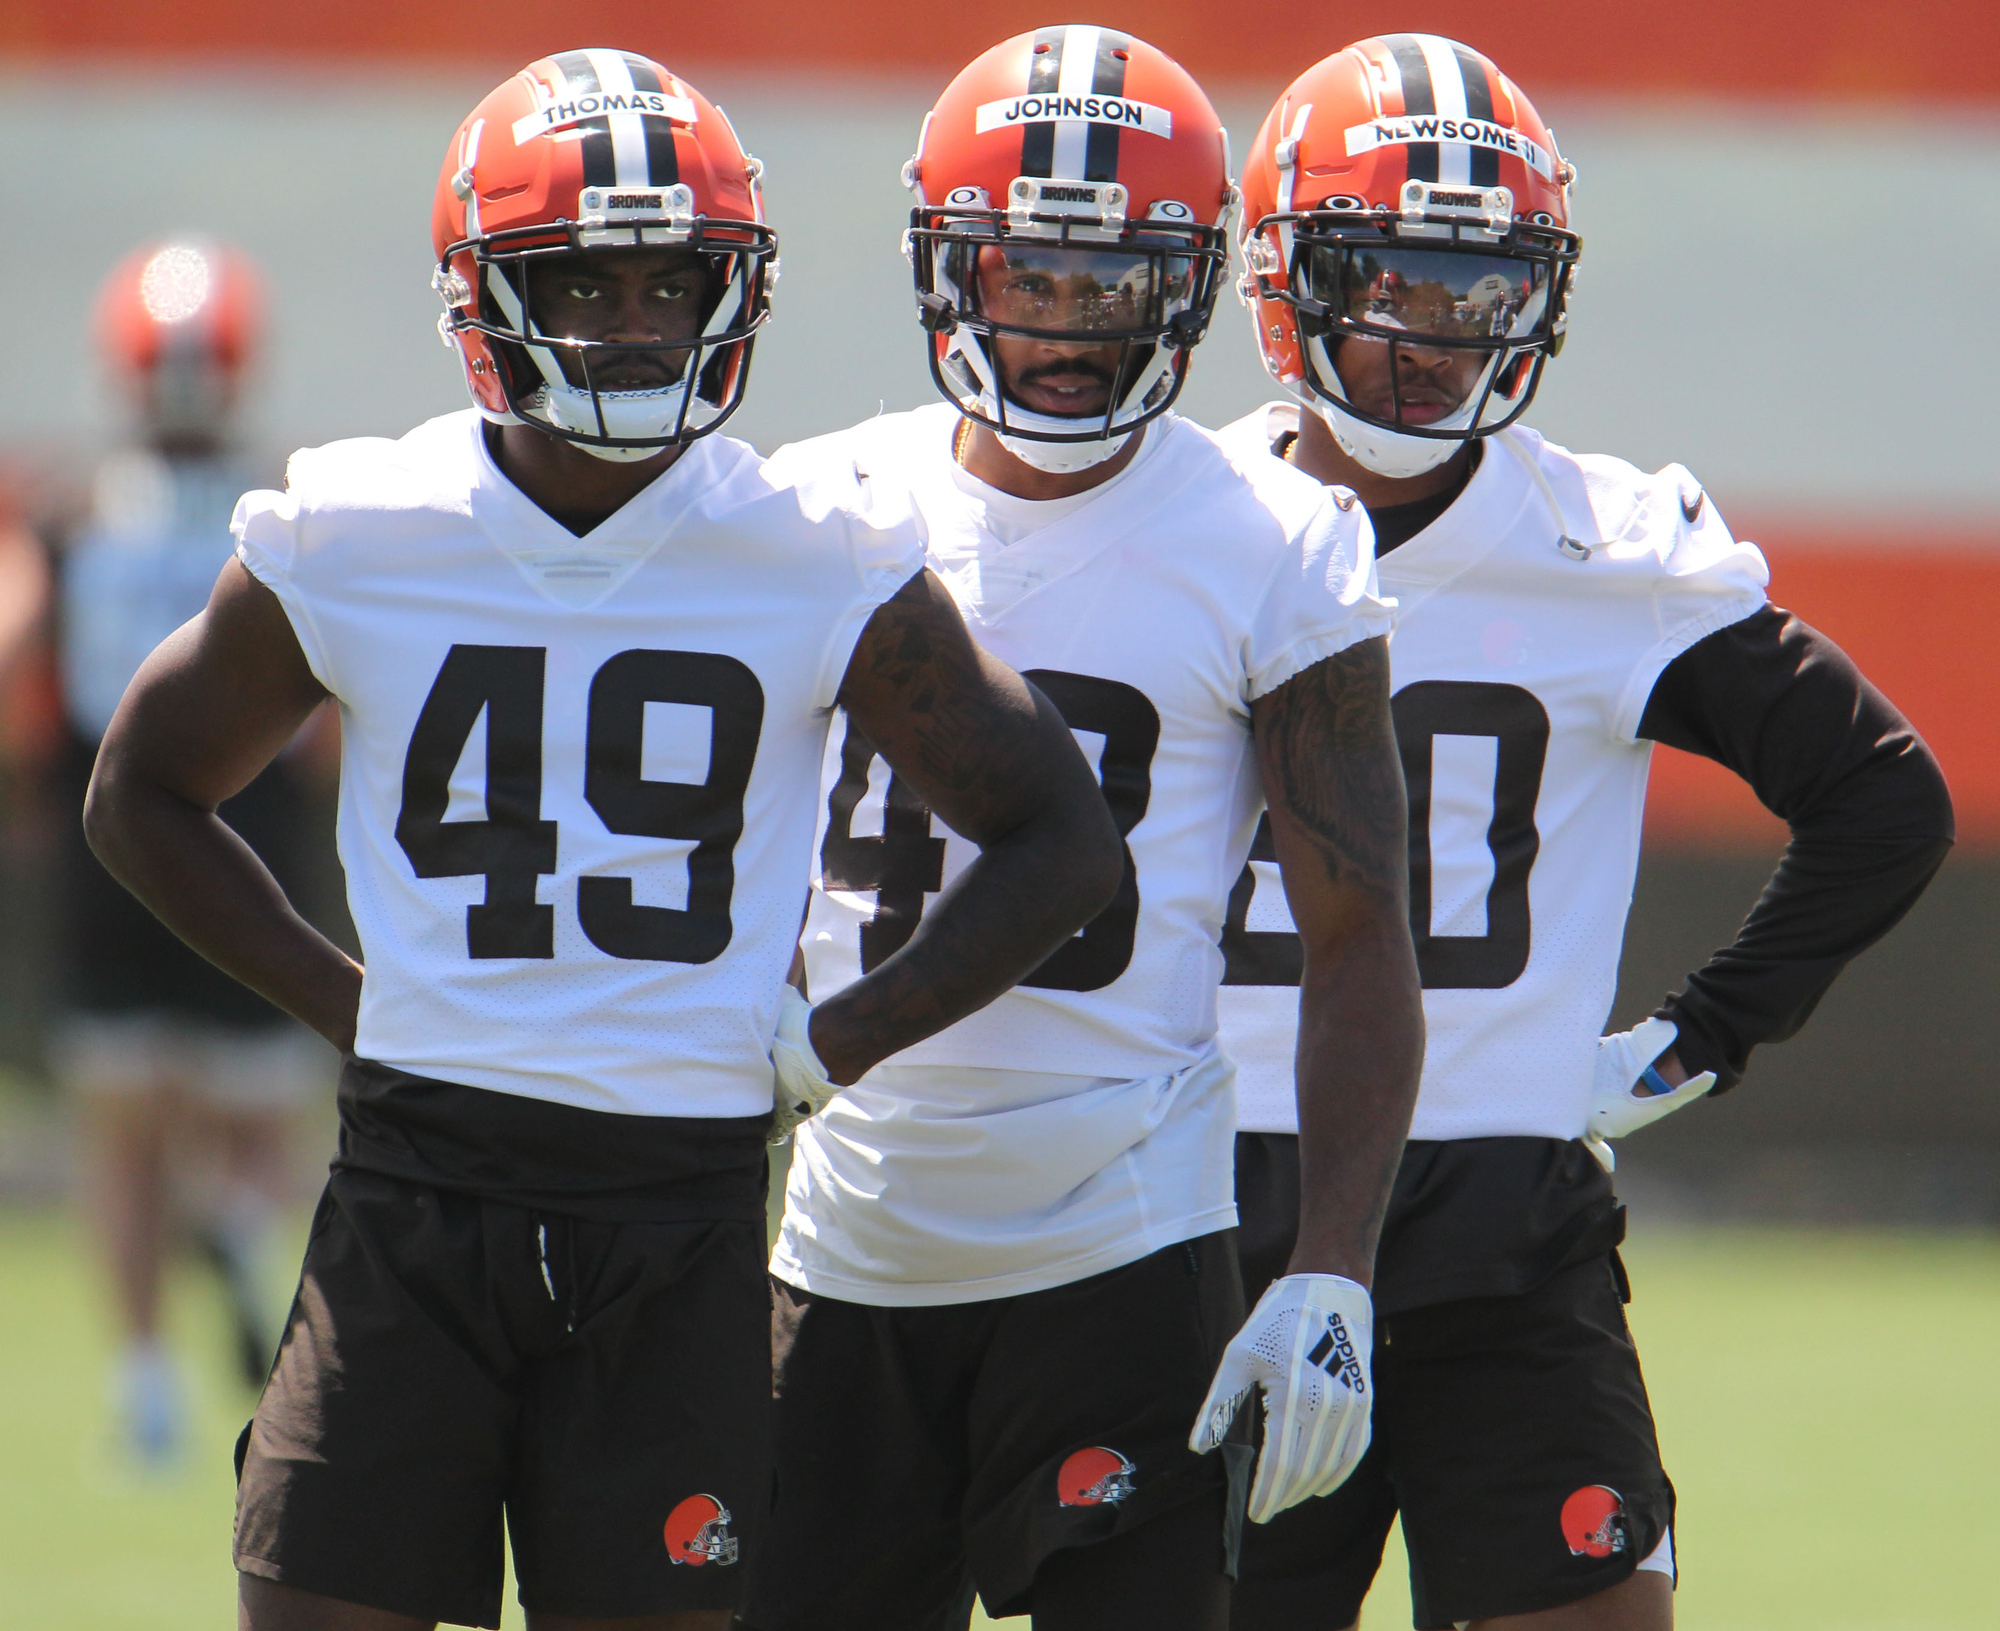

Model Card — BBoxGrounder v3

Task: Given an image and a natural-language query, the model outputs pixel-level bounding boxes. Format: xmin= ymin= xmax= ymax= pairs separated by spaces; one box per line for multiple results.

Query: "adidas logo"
xmin=1306 ymin=1312 xmax=1366 ymax=1394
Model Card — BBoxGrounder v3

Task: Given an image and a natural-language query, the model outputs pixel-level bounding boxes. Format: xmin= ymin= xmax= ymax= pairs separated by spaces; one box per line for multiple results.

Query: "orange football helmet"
xmin=431 ymin=49 xmax=776 ymax=460
xmin=96 ymin=239 xmax=264 ymax=441
xmin=1239 ymin=36 xmax=1580 ymax=476
xmin=903 ymin=26 xmax=1235 ymax=471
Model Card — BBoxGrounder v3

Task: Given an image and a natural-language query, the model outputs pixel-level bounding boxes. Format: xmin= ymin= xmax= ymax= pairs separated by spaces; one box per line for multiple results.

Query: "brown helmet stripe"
xmin=1384 ymin=35 xmax=1439 ymax=183
xmin=1082 ymin=29 xmax=1131 ymax=184
xmin=1019 ymin=26 xmax=1066 ymax=179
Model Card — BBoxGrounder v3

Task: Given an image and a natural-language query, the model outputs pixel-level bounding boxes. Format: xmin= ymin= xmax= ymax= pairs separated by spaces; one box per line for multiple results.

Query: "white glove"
xmin=1190 ymin=1273 xmax=1374 ymax=1524
xmin=1584 ymin=1016 xmax=1716 ymax=1172
xmin=769 ymin=988 xmax=839 ymax=1146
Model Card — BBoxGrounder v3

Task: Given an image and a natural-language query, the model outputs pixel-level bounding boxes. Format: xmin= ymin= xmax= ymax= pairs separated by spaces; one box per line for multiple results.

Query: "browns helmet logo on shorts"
xmin=1057 ymin=1445 xmax=1136 ymax=1506
xmin=664 ymin=1493 xmax=740 ymax=1566
xmin=1560 ymin=1484 xmax=1629 ymax=1558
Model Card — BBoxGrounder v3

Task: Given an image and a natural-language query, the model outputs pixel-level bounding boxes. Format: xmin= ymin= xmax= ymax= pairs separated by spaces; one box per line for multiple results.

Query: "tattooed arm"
xmin=1254 ymin=635 xmax=1424 ymax=1284
xmin=808 ymin=569 xmax=1123 ymax=1084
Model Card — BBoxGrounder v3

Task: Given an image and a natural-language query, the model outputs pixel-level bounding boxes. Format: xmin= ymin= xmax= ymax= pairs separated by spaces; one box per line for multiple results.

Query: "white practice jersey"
xmin=767 ymin=404 xmax=1391 ymax=1304
xmin=234 ymin=409 xmax=924 ymax=1119
xmin=63 ymin=452 xmax=257 ymax=741
xmin=1216 ymin=404 xmax=1768 ymax=1143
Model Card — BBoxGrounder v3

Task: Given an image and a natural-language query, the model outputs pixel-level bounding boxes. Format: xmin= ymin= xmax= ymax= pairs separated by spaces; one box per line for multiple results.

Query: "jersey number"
xmin=395 ymin=644 xmax=765 ymax=962
xmin=1220 ymin=680 xmax=1550 ymax=991
xmin=820 ymin=669 xmax=1159 ymax=992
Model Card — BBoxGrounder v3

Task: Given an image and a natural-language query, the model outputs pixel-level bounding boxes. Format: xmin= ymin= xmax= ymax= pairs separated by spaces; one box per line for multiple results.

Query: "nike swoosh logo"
xmin=1680 ymin=488 xmax=1705 ymax=525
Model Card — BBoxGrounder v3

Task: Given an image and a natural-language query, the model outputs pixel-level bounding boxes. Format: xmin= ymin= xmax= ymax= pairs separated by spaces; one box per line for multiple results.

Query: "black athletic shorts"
xmin=1233 ymin=1134 xmax=1674 ymax=1631
xmin=741 ymin=1232 xmax=1253 ymax=1631
xmin=234 ymin=1168 xmax=771 ymax=1627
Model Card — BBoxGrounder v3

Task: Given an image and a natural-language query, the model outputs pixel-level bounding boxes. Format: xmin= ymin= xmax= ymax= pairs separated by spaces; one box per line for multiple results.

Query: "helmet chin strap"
xmin=571 ymin=437 xmax=666 ymax=466
xmin=982 ymin=381 xmax=1138 ymax=476
xmin=532 ymin=381 xmax=688 ymax=464
xmin=995 ymin=427 xmax=1135 ymax=475
xmin=1312 ymin=394 xmax=1463 ymax=479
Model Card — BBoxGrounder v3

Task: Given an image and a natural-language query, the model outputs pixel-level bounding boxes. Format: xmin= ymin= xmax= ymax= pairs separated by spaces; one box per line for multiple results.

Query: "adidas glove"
xmin=1190 ymin=1272 xmax=1373 ymax=1523
xmin=1584 ymin=1016 xmax=1716 ymax=1173
xmin=769 ymin=988 xmax=839 ymax=1146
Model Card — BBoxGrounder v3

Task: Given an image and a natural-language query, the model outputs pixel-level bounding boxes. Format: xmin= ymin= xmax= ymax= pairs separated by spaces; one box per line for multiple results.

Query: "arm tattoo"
xmin=842 ymin=571 xmax=1049 ymax=834
xmin=817 ymin=573 xmax=1122 ymax=1082
xmin=1254 ymin=637 xmax=1408 ymax=899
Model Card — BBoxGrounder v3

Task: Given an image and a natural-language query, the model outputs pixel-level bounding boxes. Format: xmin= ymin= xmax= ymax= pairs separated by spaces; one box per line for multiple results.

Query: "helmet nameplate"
xmin=577 ymin=184 xmax=698 ymax=248
xmin=1007 ymin=176 xmax=1127 ymax=239
xmin=1398 ymin=180 xmax=1514 ymax=241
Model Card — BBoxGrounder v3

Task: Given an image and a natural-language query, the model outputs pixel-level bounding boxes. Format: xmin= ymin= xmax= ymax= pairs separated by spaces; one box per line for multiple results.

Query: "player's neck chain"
xmin=953 ymin=416 xmax=973 ymax=469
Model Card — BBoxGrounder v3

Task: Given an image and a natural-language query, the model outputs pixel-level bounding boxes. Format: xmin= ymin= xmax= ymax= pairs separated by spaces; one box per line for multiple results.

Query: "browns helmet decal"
xmin=664 ymin=1492 xmax=740 ymax=1566
xmin=1057 ymin=1445 xmax=1137 ymax=1507
xmin=1560 ymin=1484 xmax=1629 ymax=1558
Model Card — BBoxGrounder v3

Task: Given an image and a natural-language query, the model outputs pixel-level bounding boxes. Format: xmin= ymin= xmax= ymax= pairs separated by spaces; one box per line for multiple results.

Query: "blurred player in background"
xmin=52 ymin=240 xmax=331 ymax=1470
xmin=1218 ymin=36 xmax=1953 ymax=1631
xmin=87 ymin=49 xmax=1118 ymax=1631
xmin=744 ymin=30 xmax=1420 ymax=1631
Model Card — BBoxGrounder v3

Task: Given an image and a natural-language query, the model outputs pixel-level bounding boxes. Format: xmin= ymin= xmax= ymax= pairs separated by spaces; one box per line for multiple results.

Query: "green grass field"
xmin=0 ymin=1213 xmax=1992 ymax=1629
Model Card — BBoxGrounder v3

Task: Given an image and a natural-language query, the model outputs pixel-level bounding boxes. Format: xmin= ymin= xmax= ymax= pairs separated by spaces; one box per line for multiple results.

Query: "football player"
xmin=52 ymin=240 xmax=332 ymax=1465
xmin=1218 ymin=35 xmax=1953 ymax=1631
xmin=741 ymin=29 xmax=1421 ymax=1631
xmin=83 ymin=50 xmax=1122 ymax=1631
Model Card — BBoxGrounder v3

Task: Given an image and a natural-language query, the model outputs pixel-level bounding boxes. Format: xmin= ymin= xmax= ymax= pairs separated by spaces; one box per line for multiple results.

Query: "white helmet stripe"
xmin=1413 ymin=34 xmax=1472 ymax=184
xmin=583 ymin=48 xmax=653 ymax=189
xmin=1049 ymin=24 xmax=1102 ymax=179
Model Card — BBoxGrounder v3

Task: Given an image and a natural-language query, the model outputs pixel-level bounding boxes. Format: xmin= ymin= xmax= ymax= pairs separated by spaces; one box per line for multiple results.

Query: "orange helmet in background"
xmin=903 ymin=25 xmax=1236 ymax=472
xmin=431 ymin=49 xmax=776 ymax=460
xmin=1239 ymin=36 xmax=1580 ymax=477
xmin=95 ymin=240 xmax=264 ymax=442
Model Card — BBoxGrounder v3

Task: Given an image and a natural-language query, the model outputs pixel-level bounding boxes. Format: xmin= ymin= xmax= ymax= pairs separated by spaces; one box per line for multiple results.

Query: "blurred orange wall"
xmin=1645 ymin=531 xmax=1999 ymax=849
xmin=8 ymin=0 xmax=1997 ymax=99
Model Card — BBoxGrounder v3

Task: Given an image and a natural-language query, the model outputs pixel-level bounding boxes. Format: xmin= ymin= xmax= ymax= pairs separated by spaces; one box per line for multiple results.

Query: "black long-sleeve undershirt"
xmin=1635 ymin=605 xmax=1953 ymax=1092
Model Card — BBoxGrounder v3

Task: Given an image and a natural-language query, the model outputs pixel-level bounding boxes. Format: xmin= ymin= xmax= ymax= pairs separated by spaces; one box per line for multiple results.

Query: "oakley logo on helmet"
xmin=975 ymin=95 xmax=1174 ymax=139
xmin=1057 ymin=1446 xmax=1137 ymax=1506
xmin=1560 ymin=1485 xmax=1629 ymax=1558
xmin=1306 ymin=1310 xmax=1367 ymax=1393
xmin=663 ymin=1493 xmax=740 ymax=1566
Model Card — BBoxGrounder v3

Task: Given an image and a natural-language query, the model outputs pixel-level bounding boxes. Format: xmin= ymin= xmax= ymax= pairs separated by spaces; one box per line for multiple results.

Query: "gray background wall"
xmin=3 ymin=69 xmax=1996 ymax=522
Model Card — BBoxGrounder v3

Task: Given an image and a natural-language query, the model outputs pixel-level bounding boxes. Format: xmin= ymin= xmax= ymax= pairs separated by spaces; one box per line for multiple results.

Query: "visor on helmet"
xmin=911 ymin=200 xmax=1226 ymax=445
xmin=974 ymin=244 xmax=1195 ymax=338
xmin=1262 ymin=200 xmax=1577 ymax=445
xmin=1323 ymin=247 xmax=1551 ymax=346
